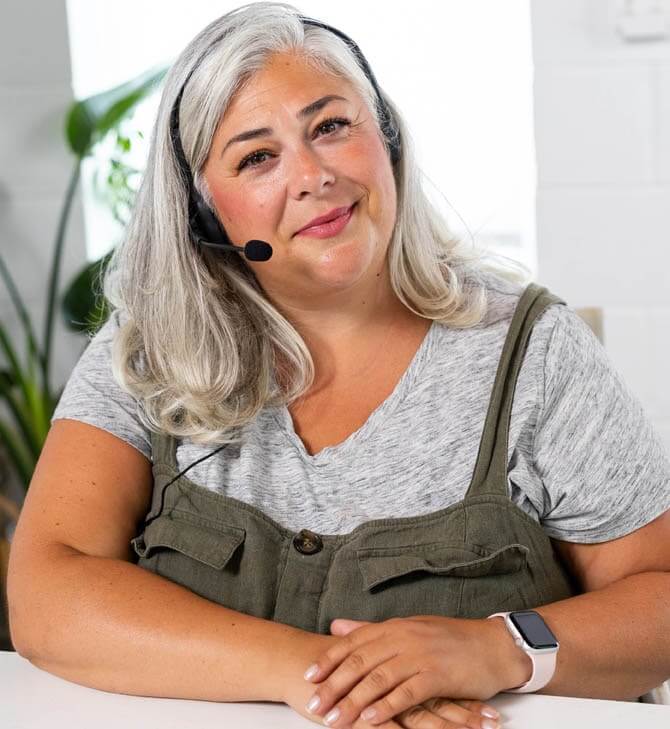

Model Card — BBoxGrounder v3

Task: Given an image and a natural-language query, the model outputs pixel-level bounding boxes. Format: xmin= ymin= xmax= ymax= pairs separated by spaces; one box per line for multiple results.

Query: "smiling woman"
xmin=201 ymin=51 xmax=401 ymax=330
xmin=9 ymin=2 xmax=670 ymax=728
xmin=99 ymin=1 xmax=521 ymax=446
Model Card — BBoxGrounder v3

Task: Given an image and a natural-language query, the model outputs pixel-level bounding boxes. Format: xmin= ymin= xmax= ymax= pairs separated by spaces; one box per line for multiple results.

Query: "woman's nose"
xmin=286 ymin=144 xmax=336 ymax=199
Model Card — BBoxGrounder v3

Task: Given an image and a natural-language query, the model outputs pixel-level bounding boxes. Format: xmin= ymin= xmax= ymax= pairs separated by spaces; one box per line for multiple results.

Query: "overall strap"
xmin=466 ymin=282 xmax=566 ymax=499
xmin=149 ymin=427 xmax=178 ymax=470
xmin=138 ymin=429 xmax=180 ymax=528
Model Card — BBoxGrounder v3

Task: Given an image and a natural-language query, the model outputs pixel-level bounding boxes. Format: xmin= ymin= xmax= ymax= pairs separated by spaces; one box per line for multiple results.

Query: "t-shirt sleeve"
xmin=50 ymin=310 xmax=153 ymax=462
xmin=531 ymin=304 xmax=670 ymax=542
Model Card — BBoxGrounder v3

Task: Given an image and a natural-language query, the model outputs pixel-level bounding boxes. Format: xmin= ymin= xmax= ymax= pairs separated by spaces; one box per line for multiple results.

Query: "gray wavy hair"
xmin=102 ymin=1 xmax=532 ymax=447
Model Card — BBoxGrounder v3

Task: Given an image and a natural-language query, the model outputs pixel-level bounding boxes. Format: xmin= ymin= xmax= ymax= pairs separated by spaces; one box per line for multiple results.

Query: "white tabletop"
xmin=2 ymin=651 xmax=668 ymax=728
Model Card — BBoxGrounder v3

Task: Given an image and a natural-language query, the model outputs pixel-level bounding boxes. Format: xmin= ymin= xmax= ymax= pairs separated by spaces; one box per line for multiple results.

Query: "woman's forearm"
xmin=492 ymin=571 xmax=670 ymax=700
xmin=9 ymin=547 xmax=310 ymax=703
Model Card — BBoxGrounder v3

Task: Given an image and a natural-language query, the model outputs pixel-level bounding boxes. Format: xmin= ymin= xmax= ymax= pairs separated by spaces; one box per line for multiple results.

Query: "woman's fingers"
xmin=353 ymin=719 xmax=405 ymax=729
xmin=394 ymin=698 xmax=501 ymax=729
xmin=348 ymin=698 xmax=501 ymax=729
xmin=452 ymin=699 xmax=500 ymax=723
xmin=398 ymin=702 xmax=467 ymax=728
xmin=308 ymin=652 xmax=425 ymax=727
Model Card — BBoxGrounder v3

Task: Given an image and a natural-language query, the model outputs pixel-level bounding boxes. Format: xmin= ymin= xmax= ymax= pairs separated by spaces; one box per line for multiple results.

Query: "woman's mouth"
xmin=295 ymin=202 xmax=357 ymax=239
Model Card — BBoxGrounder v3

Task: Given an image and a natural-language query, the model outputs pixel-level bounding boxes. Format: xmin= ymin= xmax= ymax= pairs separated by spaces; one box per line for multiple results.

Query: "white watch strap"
xmin=488 ymin=612 xmax=557 ymax=693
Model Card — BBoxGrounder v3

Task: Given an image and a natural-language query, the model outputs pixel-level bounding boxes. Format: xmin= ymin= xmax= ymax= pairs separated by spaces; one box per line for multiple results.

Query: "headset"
xmin=139 ymin=15 xmax=402 ymax=531
xmin=168 ymin=14 xmax=402 ymax=262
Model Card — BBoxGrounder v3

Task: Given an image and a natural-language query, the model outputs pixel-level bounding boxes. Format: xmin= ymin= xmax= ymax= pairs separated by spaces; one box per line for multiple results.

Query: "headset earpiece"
xmin=190 ymin=195 xmax=232 ymax=248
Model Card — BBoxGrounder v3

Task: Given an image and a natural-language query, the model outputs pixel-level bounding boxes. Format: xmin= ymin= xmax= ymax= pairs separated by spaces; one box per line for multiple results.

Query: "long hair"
xmin=102 ymin=1 xmax=532 ymax=447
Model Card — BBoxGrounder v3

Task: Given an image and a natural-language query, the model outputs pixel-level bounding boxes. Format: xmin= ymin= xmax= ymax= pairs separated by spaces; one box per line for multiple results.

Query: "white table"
xmin=2 ymin=650 xmax=668 ymax=728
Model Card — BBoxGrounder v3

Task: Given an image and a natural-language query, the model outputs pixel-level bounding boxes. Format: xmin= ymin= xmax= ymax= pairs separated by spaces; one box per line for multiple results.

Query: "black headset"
xmin=168 ymin=14 xmax=402 ymax=263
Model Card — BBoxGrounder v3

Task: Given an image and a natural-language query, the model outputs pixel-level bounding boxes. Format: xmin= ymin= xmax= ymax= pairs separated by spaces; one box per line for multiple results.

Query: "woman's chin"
xmin=308 ymin=237 xmax=376 ymax=286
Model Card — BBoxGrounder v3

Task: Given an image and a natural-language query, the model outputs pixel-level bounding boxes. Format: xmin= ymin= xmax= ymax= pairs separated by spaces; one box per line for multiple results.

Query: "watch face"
xmin=509 ymin=611 xmax=558 ymax=649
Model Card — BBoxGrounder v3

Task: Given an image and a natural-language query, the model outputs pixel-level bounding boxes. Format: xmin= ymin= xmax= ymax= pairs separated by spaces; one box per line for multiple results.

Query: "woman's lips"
xmin=295 ymin=202 xmax=357 ymax=239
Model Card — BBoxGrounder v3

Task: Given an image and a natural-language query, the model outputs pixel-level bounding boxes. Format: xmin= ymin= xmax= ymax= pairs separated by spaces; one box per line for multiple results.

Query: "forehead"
xmin=224 ymin=51 xmax=357 ymax=121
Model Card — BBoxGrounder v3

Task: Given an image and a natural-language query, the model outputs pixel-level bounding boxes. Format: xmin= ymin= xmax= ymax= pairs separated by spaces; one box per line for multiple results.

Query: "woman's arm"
xmin=518 ymin=508 xmax=670 ymax=699
xmin=12 ymin=542 xmax=321 ymax=703
xmin=7 ymin=419 xmax=321 ymax=704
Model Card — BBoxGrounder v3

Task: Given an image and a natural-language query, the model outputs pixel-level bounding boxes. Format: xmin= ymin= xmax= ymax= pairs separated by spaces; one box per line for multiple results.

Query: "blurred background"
xmin=1 ymin=0 xmax=669 ymax=649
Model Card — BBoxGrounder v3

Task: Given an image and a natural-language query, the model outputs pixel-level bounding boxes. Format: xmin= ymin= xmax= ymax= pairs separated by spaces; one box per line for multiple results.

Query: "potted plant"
xmin=0 ymin=64 xmax=167 ymax=650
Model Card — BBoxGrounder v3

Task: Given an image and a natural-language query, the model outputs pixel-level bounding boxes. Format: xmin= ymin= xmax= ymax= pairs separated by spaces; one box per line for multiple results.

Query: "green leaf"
xmin=61 ymin=251 xmax=114 ymax=335
xmin=0 ymin=419 xmax=34 ymax=490
xmin=0 ymin=372 xmax=42 ymax=460
xmin=0 ymin=321 xmax=35 ymax=428
xmin=0 ymin=369 xmax=16 ymax=389
xmin=26 ymin=379 xmax=50 ymax=445
xmin=65 ymin=65 xmax=169 ymax=158
xmin=0 ymin=250 xmax=44 ymax=378
xmin=65 ymin=101 xmax=97 ymax=158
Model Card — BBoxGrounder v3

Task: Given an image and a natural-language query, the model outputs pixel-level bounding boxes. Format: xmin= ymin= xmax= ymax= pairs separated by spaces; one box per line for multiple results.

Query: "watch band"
xmin=488 ymin=611 xmax=558 ymax=693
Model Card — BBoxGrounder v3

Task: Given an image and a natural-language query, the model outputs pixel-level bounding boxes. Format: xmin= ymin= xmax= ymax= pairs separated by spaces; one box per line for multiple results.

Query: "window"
xmin=66 ymin=0 xmax=535 ymax=273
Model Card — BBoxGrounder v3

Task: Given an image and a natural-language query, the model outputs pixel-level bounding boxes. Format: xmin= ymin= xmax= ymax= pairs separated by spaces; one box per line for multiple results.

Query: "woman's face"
xmin=201 ymin=51 xmax=397 ymax=314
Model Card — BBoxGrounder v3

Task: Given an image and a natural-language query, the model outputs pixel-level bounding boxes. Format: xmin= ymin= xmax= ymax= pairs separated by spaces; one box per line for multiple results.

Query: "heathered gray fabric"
xmin=51 ymin=271 xmax=670 ymax=542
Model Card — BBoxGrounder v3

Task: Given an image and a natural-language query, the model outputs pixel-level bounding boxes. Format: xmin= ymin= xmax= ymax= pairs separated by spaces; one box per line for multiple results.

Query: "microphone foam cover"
xmin=245 ymin=240 xmax=273 ymax=262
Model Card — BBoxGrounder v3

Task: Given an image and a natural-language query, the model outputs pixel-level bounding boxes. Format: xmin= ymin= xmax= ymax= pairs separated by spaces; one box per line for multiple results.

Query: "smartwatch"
xmin=487 ymin=610 xmax=559 ymax=693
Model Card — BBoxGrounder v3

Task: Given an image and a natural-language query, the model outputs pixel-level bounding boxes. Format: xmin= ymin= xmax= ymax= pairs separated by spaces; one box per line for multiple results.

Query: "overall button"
xmin=293 ymin=529 xmax=323 ymax=555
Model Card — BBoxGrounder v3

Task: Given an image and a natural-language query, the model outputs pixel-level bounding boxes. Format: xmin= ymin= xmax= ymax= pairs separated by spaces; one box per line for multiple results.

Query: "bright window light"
xmin=66 ymin=0 xmax=536 ymax=274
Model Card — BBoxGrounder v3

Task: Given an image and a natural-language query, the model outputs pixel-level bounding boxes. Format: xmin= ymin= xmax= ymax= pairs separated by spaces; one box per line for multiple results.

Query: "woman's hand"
xmin=283 ymin=629 xmax=502 ymax=729
xmin=300 ymin=616 xmax=527 ymax=728
xmin=282 ymin=632 xmax=403 ymax=728
xmin=282 ymin=633 xmax=340 ymax=724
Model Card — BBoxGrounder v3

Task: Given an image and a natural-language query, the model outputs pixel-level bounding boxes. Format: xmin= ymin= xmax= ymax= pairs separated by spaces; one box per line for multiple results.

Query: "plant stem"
xmin=0 ymin=493 xmax=20 ymax=524
xmin=43 ymin=160 xmax=81 ymax=396
xmin=0 ymin=256 xmax=43 ymax=378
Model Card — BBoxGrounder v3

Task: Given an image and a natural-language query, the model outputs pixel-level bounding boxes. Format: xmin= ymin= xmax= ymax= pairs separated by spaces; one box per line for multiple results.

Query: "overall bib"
xmin=130 ymin=283 xmax=577 ymax=633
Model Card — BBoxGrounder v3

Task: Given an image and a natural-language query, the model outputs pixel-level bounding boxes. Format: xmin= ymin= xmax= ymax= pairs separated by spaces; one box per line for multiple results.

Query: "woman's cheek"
xmin=211 ymin=189 xmax=258 ymax=237
xmin=235 ymin=178 xmax=283 ymax=226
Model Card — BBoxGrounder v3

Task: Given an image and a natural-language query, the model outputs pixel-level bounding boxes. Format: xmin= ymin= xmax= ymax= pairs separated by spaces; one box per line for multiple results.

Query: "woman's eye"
xmin=315 ymin=117 xmax=351 ymax=137
xmin=236 ymin=118 xmax=351 ymax=171
xmin=237 ymin=150 xmax=273 ymax=171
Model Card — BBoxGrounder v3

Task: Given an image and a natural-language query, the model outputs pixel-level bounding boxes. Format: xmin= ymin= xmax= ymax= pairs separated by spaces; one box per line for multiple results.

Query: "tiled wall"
xmin=0 ymin=0 xmax=88 ymax=382
xmin=531 ymin=0 xmax=670 ymax=451
xmin=0 ymin=0 xmax=87 ymax=501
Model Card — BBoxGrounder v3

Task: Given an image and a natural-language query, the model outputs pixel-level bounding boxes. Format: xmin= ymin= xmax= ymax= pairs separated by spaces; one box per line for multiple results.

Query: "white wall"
xmin=531 ymin=0 xmax=670 ymax=451
xmin=0 ymin=0 xmax=87 ymax=502
xmin=0 ymin=0 xmax=88 ymax=387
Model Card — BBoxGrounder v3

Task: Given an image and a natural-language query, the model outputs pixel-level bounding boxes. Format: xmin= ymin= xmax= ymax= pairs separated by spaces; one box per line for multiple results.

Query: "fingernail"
xmin=324 ymin=707 xmax=340 ymax=725
xmin=482 ymin=719 xmax=499 ymax=729
xmin=306 ymin=695 xmax=320 ymax=713
xmin=304 ymin=664 xmax=319 ymax=681
xmin=360 ymin=707 xmax=376 ymax=720
xmin=481 ymin=707 xmax=499 ymax=719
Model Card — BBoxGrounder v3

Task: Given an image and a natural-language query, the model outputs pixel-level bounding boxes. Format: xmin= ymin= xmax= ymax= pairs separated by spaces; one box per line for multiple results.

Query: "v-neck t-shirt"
xmin=50 ymin=270 xmax=670 ymax=542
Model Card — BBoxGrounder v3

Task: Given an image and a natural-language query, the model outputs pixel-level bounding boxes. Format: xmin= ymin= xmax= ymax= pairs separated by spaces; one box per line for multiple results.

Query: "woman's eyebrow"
xmin=220 ymin=94 xmax=348 ymax=158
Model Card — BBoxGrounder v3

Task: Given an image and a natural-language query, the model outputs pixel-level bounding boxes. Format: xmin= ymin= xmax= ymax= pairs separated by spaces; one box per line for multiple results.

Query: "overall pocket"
xmin=320 ymin=541 xmax=532 ymax=626
xmin=356 ymin=542 xmax=530 ymax=590
xmin=131 ymin=514 xmax=247 ymax=606
xmin=130 ymin=510 xmax=285 ymax=620
xmin=131 ymin=515 xmax=245 ymax=569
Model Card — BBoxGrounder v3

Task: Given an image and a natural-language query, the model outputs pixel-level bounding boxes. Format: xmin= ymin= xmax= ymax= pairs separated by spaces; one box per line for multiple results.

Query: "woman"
xmin=8 ymin=3 xmax=670 ymax=728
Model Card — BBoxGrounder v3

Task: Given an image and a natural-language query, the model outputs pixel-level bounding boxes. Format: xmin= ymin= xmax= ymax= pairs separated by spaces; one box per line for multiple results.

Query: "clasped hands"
xmin=299 ymin=614 xmax=527 ymax=729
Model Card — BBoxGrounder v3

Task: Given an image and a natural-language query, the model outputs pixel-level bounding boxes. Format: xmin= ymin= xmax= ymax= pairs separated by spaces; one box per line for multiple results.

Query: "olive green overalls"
xmin=130 ymin=283 xmax=577 ymax=632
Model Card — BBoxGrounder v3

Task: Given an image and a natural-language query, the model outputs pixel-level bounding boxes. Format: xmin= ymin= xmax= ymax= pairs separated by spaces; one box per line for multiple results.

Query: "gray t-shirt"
xmin=51 ymin=272 xmax=670 ymax=542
